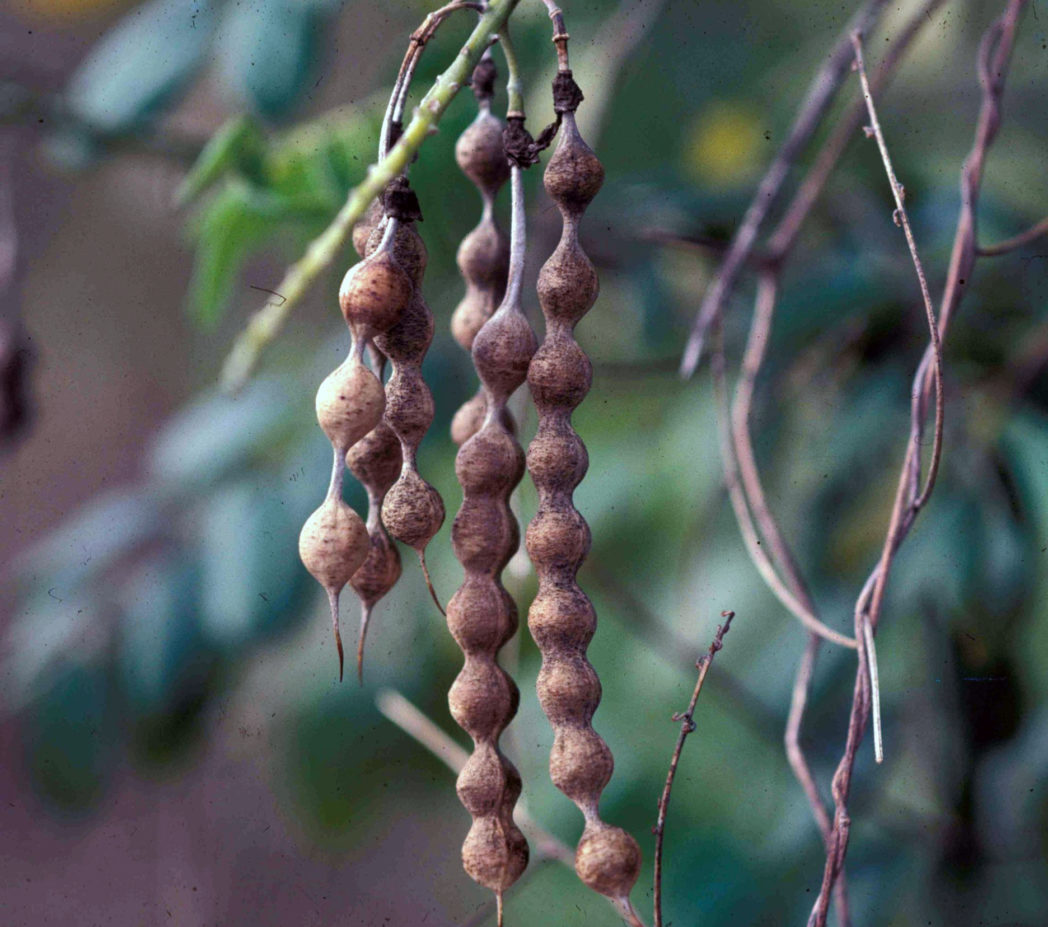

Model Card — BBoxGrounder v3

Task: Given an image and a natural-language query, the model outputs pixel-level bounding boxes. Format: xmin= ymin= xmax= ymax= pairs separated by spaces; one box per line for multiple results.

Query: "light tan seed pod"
xmin=446 ymin=156 xmax=536 ymax=906
xmin=526 ymin=102 xmax=642 ymax=909
xmin=315 ymin=359 xmax=386 ymax=451
xmin=364 ymin=189 xmax=446 ymax=612
xmin=299 ymin=494 xmax=370 ymax=676
xmin=345 ymin=345 xmax=403 ymax=683
xmin=450 ymin=58 xmax=510 ymax=447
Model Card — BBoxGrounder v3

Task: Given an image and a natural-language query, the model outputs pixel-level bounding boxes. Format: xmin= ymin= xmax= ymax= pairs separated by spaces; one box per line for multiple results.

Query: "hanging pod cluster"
xmin=301 ymin=178 xmax=443 ymax=683
xmin=297 ymin=17 xmax=641 ymax=922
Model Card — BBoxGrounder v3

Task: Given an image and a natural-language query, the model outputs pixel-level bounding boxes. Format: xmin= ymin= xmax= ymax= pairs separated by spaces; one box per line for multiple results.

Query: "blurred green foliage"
xmin=6 ymin=1 xmax=1048 ymax=925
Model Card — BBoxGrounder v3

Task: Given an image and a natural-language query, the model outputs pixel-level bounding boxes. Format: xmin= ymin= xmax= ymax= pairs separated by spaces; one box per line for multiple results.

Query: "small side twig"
xmin=652 ymin=611 xmax=734 ymax=927
xmin=976 ymin=215 xmax=1048 ymax=256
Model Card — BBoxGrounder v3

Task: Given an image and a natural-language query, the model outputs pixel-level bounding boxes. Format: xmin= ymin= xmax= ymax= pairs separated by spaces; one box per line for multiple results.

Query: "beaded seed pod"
xmin=343 ymin=208 xmax=404 ymax=683
xmin=365 ymin=181 xmax=446 ymax=611
xmin=345 ymin=344 xmax=404 ymax=683
xmin=301 ymin=221 xmax=412 ymax=680
xmin=450 ymin=56 xmax=511 ymax=447
xmin=445 ymin=158 xmax=535 ymax=906
xmin=525 ymin=82 xmax=642 ymax=912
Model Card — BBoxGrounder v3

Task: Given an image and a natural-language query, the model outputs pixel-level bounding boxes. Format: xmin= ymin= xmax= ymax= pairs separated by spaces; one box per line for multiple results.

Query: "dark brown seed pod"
xmin=365 ymin=213 xmax=446 ymax=611
xmin=450 ymin=64 xmax=510 ymax=447
xmin=446 ymin=157 xmax=536 ymax=902
xmin=345 ymin=348 xmax=403 ymax=684
xmin=525 ymin=110 xmax=641 ymax=909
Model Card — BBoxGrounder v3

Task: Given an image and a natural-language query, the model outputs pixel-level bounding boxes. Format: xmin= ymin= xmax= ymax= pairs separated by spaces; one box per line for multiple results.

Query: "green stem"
xmin=499 ymin=23 xmax=525 ymax=117
xmin=220 ymin=0 xmax=522 ymax=393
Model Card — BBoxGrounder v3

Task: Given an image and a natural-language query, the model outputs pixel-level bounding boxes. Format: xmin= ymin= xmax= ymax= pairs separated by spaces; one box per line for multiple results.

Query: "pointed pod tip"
xmin=335 ymin=626 xmax=345 ymax=683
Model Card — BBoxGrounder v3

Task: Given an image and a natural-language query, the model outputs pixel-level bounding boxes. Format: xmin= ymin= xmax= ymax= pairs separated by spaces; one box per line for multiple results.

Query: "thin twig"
xmin=976 ymin=215 xmax=1048 ymax=256
xmin=679 ymin=0 xmax=891 ymax=378
xmin=380 ymin=1 xmax=485 ymax=158
xmin=807 ymin=4 xmax=1029 ymax=924
xmin=852 ymin=29 xmax=946 ymax=528
xmin=652 ymin=611 xmax=735 ymax=927
xmin=712 ymin=314 xmax=857 ymax=649
xmin=766 ymin=0 xmax=948 ymax=261
xmin=375 ymin=689 xmax=573 ymax=866
xmin=219 ymin=0 xmax=521 ymax=393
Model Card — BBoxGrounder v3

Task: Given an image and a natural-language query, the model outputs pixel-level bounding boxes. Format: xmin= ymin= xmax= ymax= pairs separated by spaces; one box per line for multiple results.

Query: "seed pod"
xmin=339 ymin=247 xmax=413 ymax=340
xmin=299 ymin=492 xmax=370 ymax=677
xmin=446 ymin=159 xmax=535 ymax=902
xmin=352 ymin=198 xmax=383 ymax=259
xmin=526 ymin=108 xmax=642 ymax=908
xmin=303 ymin=222 xmax=410 ymax=681
xmin=345 ymin=346 xmax=403 ymax=683
xmin=450 ymin=60 xmax=510 ymax=446
xmin=365 ymin=199 xmax=446 ymax=611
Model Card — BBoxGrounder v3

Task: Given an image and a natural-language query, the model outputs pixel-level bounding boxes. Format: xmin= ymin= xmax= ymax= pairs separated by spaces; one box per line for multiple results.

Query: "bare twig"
xmin=766 ymin=0 xmax=948 ymax=261
xmin=712 ymin=312 xmax=857 ymax=649
xmin=807 ymin=4 xmax=1029 ymax=924
xmin=380 ymin=1 xmax=485 ymax=158
xmin=652 ymin=611 xmax=734 ymax=927
xmin=375 ymin=689 xmax=573 ymax=867
xmin=852 ymin=29 xmax=945 ymax=529
xmin=679 ymin=0 xmax=891 ymax=378
xmin=976 ymin=215 xmax=1048 ymax=256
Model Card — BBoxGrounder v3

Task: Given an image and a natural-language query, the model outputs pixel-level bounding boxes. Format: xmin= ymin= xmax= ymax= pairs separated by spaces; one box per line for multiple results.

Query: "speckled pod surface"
xmin=525 ymin=111 xmax=642 ymax=905
xmin=364 ymin=218 xmax=446 ymax=593
xmin=450 ymin=82 xmax=510 ymax=447
xmin=446 ymin=174 xmax=536 ymax=894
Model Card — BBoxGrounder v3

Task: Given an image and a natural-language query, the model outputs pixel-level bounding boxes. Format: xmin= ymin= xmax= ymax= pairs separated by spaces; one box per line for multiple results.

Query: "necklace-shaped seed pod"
xmin=345 ymin=343 xmax=404 ymax=684
xmin=526 ymin=84 xmax=642 ymax=912
xmin=450 ymin=56 xmax=511 ymax=448
xmin=301 ymin=222 xmax=412 ymax=680
xmin=364 ymin=180 xmax=446 ymax=612
xmin=446 ymin=156 xmax=535 ymax=907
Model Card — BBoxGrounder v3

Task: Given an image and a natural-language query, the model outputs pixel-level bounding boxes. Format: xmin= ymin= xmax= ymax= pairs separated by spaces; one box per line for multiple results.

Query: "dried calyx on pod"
xmin=346 ymin=343 xmax=403 ymax=683
xmin=302 ymin=210 xmax=413 ymax=682
xmin=364 ymin=178 xmax=446 ymax=613
xmin=525 ymin=71 xmax=643 ymax=913
xmin=450 ymin=54 xmax=511 ymax=447
xmin=445 ymin=110 xmax=537 ymax=908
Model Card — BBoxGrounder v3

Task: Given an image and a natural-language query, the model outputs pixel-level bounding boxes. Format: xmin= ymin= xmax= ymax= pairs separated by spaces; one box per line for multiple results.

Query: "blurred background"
xmin=1 ymin=1 xmax=1047 ymax=924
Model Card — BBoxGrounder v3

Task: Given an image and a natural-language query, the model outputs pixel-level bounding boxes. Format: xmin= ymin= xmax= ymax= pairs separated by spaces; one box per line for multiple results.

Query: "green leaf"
xmin=175 ymin=114 xmax=266 ymax=206
xmin=198 ymin=480 xmax=309 ymax=648
xmin=65 ymin=0 xmax=217 ymax=136
xmin=216 ymin=0 xmax=333 ymax=121
xmin=147 ymin=380 xmax=294 ymax=489
xmin=185 ymin=182 xmax=275 ymax=328
xmin=22 ymin=659 xmax=113 ymax=813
